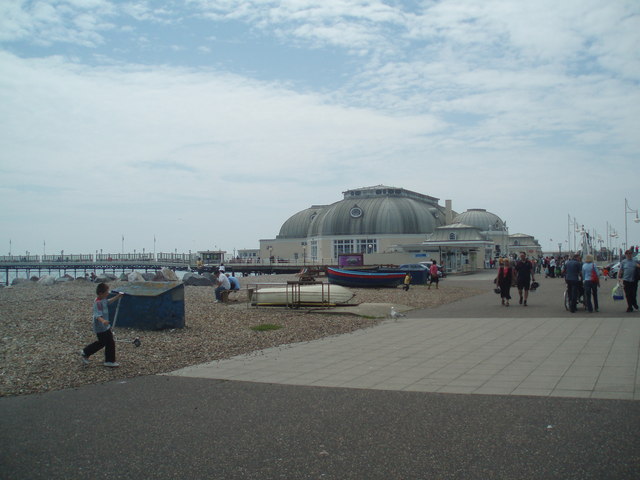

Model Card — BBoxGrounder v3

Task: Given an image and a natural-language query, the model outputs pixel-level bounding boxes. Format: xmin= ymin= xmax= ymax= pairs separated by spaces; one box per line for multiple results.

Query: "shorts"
xmin=430 ymin=276 xmax=439 ymax=284
xmin=517 ymin=278 xmax=531 ymax=291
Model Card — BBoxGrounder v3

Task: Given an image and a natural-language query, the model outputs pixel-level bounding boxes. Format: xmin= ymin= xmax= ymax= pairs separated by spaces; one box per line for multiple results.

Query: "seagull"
xmin=390 ymin=306 xmax=406 ymax=321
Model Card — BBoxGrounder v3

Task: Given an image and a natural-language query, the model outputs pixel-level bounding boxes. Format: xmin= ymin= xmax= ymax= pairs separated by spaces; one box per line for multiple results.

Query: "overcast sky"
xmin=1 ymin=0 xmax=639 ymax=257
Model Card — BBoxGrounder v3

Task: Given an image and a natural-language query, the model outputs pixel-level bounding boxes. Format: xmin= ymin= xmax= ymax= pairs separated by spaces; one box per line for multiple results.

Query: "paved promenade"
xmin=169 ymin=273 xmax=640 ymax=400
xmin=2 ymin=272 xmax=639 ymax=479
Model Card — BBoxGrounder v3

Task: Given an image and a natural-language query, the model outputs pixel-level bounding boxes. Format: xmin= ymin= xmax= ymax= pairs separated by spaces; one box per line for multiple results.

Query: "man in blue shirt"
xmin=563 ymin=254 xmax=583 ymax=313
xmin=226 ymin=273 xmax=241 ymax=291
xmin=618 ymin=250 xmax=640 ymax=312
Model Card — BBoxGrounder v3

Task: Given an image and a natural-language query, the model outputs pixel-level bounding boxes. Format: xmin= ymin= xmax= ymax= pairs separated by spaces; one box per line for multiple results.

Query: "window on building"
xmin=333 ymin=239 xmax=378 ymax=258
xmin=356 ymin=239 xmax=377 ymax=253
xmin=449 ymin=233 xmax=457 ymax=240
xmin=333 ymin=239 xmax=354 ymax=258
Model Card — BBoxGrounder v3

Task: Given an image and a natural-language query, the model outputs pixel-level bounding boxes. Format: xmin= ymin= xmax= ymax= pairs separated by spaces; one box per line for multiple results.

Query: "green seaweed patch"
xmin=250 ymin=324 xmax=283 ymax=332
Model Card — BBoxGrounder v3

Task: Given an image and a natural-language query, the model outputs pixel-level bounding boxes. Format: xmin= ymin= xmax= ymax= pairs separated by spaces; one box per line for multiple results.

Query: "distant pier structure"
xmin=0 ymin=252 xmax=316 ymax=285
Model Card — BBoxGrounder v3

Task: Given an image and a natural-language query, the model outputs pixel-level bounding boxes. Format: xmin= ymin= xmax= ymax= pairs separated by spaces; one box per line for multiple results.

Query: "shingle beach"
xmin=0 ymin=275 xmax=484 ymax=396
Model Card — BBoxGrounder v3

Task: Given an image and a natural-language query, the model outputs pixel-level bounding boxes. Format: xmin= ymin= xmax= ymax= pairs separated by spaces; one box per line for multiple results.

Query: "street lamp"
xmin=610 ymin=229 xmax=619 ymax=261
xmin=624 ymin=198 xmax=639 ymax=252
xmin=568 ymin=215 xmax=584 ymax=253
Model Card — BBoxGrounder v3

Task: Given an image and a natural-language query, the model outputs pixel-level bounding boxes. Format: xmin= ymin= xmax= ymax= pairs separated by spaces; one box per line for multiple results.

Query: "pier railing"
xmin=0 ymin=254 xmax=337 ymax=267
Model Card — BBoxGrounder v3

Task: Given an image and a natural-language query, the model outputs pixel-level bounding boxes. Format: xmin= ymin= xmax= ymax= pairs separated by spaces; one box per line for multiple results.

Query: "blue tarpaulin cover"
xmin=108 ymin=282 xmax=185 ymax=330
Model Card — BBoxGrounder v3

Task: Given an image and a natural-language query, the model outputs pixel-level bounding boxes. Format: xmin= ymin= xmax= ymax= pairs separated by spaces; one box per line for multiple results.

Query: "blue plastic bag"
xmin=612 ymin=284 xmax=624 ymax=301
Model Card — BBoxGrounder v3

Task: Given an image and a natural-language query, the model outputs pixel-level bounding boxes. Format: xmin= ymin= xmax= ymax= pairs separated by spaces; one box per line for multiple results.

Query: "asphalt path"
xmin=1 ymin=273 xmax=639 ymax=479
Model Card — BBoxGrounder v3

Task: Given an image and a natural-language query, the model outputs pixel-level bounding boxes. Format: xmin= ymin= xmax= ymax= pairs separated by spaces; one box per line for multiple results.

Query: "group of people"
xmin=563 ymin=253 xmax=600 ymax=313
xmin=213 ymin=265 xmax=241 ymax=303
xmin=494 ymin=252 xmax=536 ymax=306
xmin=494 ymin=250 xmax=640 ymax=313
xmin=564 ymin=250 xmax=640 ymax=313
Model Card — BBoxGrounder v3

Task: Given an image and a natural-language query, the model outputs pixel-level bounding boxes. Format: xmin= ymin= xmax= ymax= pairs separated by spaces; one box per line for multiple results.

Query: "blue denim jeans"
xmin=583 ymin=281 xmax=598 ymax=312
xmin=215 ymin=285 xmax=228 ymax=301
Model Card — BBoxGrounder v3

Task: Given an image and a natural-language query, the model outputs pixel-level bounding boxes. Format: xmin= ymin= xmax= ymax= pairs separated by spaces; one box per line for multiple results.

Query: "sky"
xmin=1 ymin=0 xmax=639 ymax=258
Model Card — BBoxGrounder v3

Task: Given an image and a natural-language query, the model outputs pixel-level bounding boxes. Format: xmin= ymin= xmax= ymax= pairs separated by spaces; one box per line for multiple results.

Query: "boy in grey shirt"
xmin=80 ymin=282 xmax=123 ymax=367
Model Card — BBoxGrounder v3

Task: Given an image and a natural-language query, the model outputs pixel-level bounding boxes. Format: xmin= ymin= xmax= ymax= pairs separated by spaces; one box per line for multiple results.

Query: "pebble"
xmin=0 ymin=275 xmax=483 ymax=397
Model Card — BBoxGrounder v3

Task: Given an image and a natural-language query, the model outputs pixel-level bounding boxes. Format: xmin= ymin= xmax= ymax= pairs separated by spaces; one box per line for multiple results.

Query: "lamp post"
xmin=301 ymin=242 xmax=307 ymax=265
xmin=624 ymin=198 xmax=639 ymax=252
xmin=504 ymin=221 xmax=510 ymax=258
xmin=596 ymin=235 xmax=604 ymax=260
xmin=610 ymin=229 xmax=619 ymax=261
xmin=567 ymin=215 xmax=581 ymax=253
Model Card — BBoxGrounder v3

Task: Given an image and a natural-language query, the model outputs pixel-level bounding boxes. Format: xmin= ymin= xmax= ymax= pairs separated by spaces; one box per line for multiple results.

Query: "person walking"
xmin=549 ymin=257 xmax=556 ymax=278
xmin=617 ymin=250 xmax=640 ymax=312
xmin=563 ymin=254 xmax=582 ymax=313
xmin=80 ymin=282 xmax=123 ymax=367
xmin=515 ymin=251 xmax=536 ymax=306
xmin=582 ymin=254 xmax=600 ymax=313
xmin=496 ymin=258 xmax=515 ymax=306
xmin=428 ymin=261 xmax=439 ymax=289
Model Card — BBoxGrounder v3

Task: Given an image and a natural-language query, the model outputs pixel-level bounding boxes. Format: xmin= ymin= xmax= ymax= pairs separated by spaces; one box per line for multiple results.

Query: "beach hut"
xmin=107 ymin=282 xmax=185 ymax=330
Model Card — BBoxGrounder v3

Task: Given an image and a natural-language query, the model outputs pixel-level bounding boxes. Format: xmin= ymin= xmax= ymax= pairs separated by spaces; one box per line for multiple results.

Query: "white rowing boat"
xmin=250 ymin=283 xmax=355 ymax=306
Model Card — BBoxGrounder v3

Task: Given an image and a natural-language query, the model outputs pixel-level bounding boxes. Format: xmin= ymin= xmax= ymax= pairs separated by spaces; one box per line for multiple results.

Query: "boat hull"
xmin=326 ymin=267 xmax=405 ymax=288
xmin=251 ymin=283 xmax=354 ymax=306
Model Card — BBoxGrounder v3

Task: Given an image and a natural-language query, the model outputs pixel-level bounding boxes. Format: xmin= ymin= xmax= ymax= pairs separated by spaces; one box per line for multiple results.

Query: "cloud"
xmin=0 ymin=0 xmax=638 ymax=255
xmin=0 ymin=50 xmax=445 ymax=252
xmin=0 ymin=0 xmax=116 ymax=46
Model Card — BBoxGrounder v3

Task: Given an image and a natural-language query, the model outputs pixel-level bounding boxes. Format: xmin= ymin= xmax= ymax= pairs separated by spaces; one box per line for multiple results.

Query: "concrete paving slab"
xmin=167 ymin=273 xmax=640 ymax=400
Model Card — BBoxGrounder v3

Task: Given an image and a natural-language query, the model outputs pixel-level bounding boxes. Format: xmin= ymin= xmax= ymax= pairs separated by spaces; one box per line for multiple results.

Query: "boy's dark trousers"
xmin=84 ymin=329 xmax=116 ymax=362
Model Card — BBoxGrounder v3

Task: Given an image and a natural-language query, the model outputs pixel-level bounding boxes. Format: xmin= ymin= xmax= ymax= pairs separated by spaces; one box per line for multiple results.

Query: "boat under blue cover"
xmin=326 ymin=267 xmax=405 ymax=288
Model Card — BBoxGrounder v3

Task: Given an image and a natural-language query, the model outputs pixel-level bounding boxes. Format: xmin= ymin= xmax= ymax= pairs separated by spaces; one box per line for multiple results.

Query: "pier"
xmin=0 ymin=254 xmax=329 ymax=285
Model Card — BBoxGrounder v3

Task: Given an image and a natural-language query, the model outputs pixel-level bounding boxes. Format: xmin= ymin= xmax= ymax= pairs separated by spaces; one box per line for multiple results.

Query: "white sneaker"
xmin=79 ymin=350 xmax=89 ymax=365
xmin=103 ymin=362 xmax=120 ymax=368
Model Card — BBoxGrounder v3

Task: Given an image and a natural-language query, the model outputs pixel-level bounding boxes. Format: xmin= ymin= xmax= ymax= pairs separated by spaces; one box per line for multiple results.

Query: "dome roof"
xmin=277 ymin=185 xmax=447 ymax=238
xmin=452 ymin=209 xmax=505 ymax=231
xmin=277 ymin=206 xmax=325 ymax=239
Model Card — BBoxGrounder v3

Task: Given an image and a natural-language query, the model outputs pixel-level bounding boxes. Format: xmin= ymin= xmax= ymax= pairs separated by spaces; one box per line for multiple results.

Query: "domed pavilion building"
xmin=256 ymin=185 xmax=541 ymax=272
xmin=259 ymin=185 xmax=453 ymax=263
